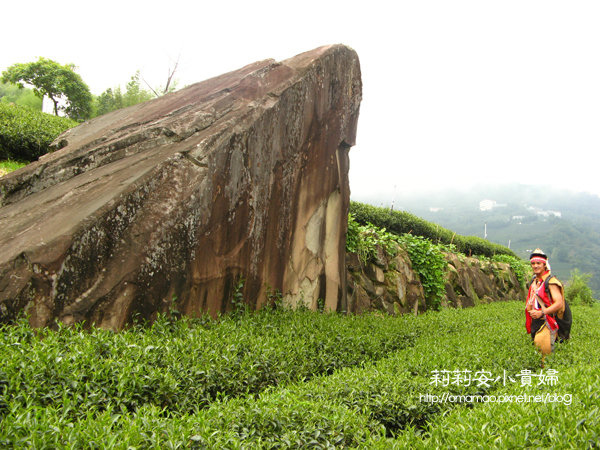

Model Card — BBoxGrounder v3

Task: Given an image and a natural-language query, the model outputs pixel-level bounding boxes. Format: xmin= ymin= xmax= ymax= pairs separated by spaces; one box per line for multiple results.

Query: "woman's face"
xmin=531 ymin=260 xmax=546 ymax=276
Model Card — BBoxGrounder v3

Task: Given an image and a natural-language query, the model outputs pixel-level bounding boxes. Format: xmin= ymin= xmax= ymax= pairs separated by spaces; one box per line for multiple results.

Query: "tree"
xmin=94 ymin=71 xmax=153 ymax=117
xmin=141 ymin=55 xmax=180 ymax=97
xmin=1 ymin=57 xmax=92 ymax=121
xmin=123 ymin=71 xmax=153 ymax=106
xmin=95 ymin=87 xmax=123 ymax=116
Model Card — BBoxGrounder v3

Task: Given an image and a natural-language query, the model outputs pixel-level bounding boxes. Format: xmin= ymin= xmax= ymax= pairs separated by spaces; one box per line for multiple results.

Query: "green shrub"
xmin=4 ymin=302 xmax=596 ymax=447
xmin=388 ymin=302 xmax=600 ymax=448
xmin=396 ymin=234 xmax=447 ymax=311
xmin=565 ymin=269 xmax=596 ymax=306
xmin=346 ymin=213 xmax=399 ymax=263
xmin=346 ymin=214 xmax=447 ymax=310
xmin=0 ymin=102 xmax=77 ymax=161
xmin=0 ymin=308 xmax=418 ymax=421
xmin=350 ymin=201 xmax=516 ymax=258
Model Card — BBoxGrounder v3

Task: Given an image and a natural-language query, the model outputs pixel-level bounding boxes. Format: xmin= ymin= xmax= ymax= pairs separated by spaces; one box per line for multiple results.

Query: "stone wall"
xmin=346 ymin=246 xmax=427 ymax=315
xmin=442 ymin=253 xmax=525 ymax=308
xmin=346 ymin=244 xmax=526 ymax=314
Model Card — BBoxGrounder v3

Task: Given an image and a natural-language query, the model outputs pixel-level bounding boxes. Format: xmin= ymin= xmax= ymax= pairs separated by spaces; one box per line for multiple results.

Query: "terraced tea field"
xmin=1 ymin=301 xmax=598 ymax=448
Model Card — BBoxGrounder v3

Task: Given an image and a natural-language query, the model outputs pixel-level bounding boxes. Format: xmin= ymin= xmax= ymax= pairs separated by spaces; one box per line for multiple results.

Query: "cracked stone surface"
xmin=0 ymin=44 xmax=362 ymax=329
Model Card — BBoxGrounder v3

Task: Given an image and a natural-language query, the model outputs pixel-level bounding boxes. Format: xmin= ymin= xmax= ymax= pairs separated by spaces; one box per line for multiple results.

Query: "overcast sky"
xmin=2 ymin=1 xmax=599 ymax=200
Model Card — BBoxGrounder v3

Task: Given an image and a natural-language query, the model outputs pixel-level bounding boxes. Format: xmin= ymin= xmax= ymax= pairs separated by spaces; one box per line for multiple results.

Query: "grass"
xmin=0 ymin=159 xmax=26 ymax=177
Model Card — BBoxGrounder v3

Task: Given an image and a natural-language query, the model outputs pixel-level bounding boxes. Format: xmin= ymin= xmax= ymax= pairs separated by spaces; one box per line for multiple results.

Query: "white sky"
xmin=2 ymin=1 xmax=600 ymax=199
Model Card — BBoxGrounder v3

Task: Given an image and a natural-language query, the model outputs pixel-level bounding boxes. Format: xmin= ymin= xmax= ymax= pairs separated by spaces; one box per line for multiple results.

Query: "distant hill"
xmin=352 ymin=184 xmax=600 ymax=296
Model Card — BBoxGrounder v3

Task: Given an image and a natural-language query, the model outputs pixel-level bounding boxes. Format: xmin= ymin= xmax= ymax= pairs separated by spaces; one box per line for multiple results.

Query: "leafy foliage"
xmin=347 ymin=214 xmax=448 ymax=310
xmin=94 ymin=71 xmax=154 ymax=117
xmin=346 ymin=213 xmax=398 ymax=263
xmin=390 ymin=302 xmax=600 ymax=448
xmin=0 ymin=160 xmax=26 ymax=177
xmin=1 ymin=302 xmax=597 ymax=447
xmin=396 ymin=234 xmax=448 ymax=310
xmin=0 ymin=103 xmax=77 ymax=161
xmin=350 ymin=201 xmax=516 ymax=258
xmin=0 ymin=308 xmax=417 ymax=423
xmin=565 ymin=269 xmax=596 ymax=306
xmin=1 ymin=57 xmax=92 ymax=120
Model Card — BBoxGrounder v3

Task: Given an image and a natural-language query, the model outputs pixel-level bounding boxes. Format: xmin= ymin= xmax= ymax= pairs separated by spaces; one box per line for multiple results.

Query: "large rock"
xmin=0 ymin=45 xmax=362 ymax=329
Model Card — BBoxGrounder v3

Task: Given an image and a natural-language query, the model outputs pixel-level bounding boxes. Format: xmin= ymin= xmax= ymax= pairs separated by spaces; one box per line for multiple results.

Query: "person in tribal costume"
xmin=525 ymin=248 xmax=570 ymax=363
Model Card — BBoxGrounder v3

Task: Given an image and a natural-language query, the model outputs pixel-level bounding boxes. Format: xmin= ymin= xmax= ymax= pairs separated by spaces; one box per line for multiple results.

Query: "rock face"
xmin=0 ymin=45 xmax=362 ymax=329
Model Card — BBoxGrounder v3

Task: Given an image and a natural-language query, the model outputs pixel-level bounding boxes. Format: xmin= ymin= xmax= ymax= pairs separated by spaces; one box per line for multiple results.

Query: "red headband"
xmin=530 ymin=256 xmax=547 ymax=263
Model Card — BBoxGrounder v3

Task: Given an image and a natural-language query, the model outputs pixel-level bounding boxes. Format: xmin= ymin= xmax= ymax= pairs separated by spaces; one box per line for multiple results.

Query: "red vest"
xmin=525 ymin=271 xmax=558 ymax=333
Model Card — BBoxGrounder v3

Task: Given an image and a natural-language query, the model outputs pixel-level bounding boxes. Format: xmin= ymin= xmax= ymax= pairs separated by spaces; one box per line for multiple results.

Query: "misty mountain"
xmin=353 ymin=184 xmax=600 ymax=296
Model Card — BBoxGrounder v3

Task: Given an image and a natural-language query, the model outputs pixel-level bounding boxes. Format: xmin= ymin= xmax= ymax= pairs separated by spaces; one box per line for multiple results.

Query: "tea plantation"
xmin=1 ymin=302 xmax=598 ymax=448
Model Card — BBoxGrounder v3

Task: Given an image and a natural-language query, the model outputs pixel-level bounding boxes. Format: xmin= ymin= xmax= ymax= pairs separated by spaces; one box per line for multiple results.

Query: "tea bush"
xmin=388 ymin=302 xmax=600 ymax=448
xmin=0 ymin=102 xmax=77 ymax=161
xmin=350 ymin=201 xmax=516 ymax=258
xmin=0 ymin=308 xmax=419 ymax=420
xmin=1 ymin=302 xmax=596 ymax=447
